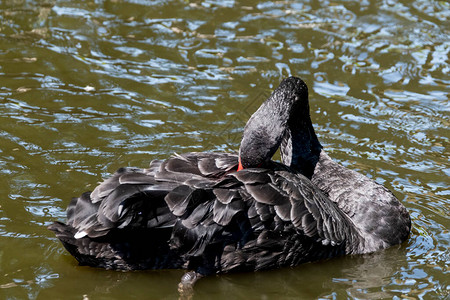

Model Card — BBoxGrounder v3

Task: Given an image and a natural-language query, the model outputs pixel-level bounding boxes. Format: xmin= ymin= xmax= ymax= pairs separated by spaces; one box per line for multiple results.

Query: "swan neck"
xmin=281 ymin=110 xmax=322 ymax=178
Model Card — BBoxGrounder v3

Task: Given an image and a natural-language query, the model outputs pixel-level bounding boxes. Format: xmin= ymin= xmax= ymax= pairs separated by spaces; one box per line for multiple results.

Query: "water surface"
xmin=0 ymin=0 xmax=449 ymax=299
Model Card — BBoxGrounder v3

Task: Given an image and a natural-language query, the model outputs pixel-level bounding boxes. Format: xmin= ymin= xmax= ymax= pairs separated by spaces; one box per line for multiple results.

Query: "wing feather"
xmin=51 ymin=152 xmax=360 ymax=273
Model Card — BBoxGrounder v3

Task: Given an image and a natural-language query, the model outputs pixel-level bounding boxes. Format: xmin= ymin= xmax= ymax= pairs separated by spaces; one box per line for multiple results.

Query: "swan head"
xmin=238 ymin=76 xmax=309 ymax=170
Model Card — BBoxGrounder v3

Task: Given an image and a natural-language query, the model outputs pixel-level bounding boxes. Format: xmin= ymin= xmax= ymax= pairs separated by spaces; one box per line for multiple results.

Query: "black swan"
xmin=49 ymin=76 xmax=410 ymax=289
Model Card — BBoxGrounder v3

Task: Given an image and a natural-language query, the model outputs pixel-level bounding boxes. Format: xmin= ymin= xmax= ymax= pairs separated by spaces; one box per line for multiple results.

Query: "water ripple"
xmin=0 ymin=0 xmax=449 ymax=298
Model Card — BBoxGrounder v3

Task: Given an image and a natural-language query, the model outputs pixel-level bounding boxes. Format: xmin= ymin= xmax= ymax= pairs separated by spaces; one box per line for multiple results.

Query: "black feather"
xmin=49 ymin=76 xmax=410 ymax=277
xmin=213 ymin=198 xmax=246 ymax=226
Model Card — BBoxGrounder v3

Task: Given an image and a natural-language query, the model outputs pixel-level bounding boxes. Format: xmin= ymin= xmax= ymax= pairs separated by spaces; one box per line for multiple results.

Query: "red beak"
xmin=237 ymin=158 xmax=244 ymax=171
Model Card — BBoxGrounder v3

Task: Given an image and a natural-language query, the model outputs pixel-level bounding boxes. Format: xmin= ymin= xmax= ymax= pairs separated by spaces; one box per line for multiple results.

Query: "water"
xmin=0 ymin=0 xmax=448 ymax=299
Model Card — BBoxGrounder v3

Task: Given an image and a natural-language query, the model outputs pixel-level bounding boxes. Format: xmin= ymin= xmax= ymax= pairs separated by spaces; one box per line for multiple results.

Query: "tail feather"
xmin=48 ymin=221 xmax=181 ymax=270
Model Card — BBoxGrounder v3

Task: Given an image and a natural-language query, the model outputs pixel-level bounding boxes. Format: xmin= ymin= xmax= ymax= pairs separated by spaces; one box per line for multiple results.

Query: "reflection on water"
xmin=0 ymin=0 xmax=449 ymax=299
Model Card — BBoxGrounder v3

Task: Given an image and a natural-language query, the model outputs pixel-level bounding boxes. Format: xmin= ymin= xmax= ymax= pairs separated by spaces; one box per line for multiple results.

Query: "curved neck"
xmin=239 ymin=76 xmax=311 ymax=169
xmin=239 ymin=86 xmax=294 ymax=169
xmin=280 ymin=106 xmax=322 ymax=178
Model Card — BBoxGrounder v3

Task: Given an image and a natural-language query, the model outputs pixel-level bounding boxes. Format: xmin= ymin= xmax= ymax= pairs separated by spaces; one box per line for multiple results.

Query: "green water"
xmin=0 ymin=0 xmax=448 ymax=299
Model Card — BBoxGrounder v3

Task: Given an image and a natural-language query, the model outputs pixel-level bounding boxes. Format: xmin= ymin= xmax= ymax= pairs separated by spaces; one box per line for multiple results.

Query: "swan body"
xmin=49 ymin=77 xmax=410 ymax=278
